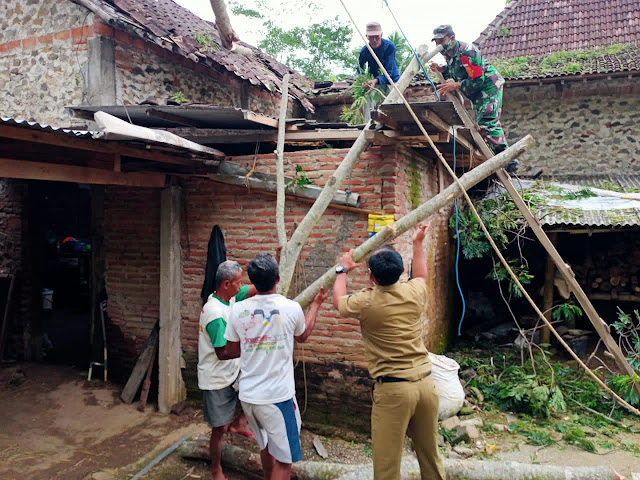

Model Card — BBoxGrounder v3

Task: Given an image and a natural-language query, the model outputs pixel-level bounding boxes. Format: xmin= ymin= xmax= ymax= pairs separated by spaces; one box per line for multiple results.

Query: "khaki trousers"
xmin=371 ymin=375 xmax=446 ymax=480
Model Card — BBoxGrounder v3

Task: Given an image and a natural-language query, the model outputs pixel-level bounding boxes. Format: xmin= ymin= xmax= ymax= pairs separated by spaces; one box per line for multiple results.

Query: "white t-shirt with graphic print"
xmin=226 ymin=294 xmax=305 ymax=405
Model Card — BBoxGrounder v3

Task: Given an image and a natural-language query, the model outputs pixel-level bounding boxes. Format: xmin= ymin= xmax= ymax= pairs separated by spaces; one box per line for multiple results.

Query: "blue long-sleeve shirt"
xmin=357 ymin=38 xmax=400 ymax=86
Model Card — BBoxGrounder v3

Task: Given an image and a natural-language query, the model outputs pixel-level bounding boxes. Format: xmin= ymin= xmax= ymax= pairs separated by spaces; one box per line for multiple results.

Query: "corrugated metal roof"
xmin=516 ymin=175 xmax=640 ymax=228
xmin=0 ymin=117 xmax=94 ymax=138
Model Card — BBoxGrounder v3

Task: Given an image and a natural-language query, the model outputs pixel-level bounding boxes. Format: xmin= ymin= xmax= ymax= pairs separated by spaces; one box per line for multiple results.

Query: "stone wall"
xmin=0 ymin=0 xmax=93 ymax=126
xmin=502 ymin=76 xmax=640 ymax=175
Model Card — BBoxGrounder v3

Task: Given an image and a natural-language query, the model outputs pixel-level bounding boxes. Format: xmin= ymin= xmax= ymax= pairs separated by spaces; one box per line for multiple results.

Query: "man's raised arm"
xmin=411 ymin=224 xmax=429 ymax=281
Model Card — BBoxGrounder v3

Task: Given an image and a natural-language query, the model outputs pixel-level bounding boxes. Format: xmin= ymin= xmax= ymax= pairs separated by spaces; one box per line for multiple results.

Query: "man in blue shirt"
xmin=358 ymin=21 xmax=400 ymax=90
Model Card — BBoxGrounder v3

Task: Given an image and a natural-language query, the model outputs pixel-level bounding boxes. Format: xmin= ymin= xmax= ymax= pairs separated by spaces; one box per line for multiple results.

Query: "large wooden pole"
xmin=541 ymin=232 xmax=558 ymax=344
xmin=159 ymin=185 xmax=186 ymax=413
xmin=275 ymin=74 xmax=290 ymax=251
xmin=294 ymin=136 xmax=534 ymax=307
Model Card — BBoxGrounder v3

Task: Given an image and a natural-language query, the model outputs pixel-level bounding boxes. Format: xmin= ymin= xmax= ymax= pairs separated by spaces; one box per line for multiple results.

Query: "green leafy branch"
xmin=340 ymin=72 xmax=385 ymax=125
xmin=286 ymin=164 xmax=314 ymax=190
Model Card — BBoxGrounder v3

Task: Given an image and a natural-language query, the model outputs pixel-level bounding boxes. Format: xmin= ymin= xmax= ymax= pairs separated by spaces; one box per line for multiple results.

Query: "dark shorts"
xmin=203 ymin=385 xmax=238 ymax=428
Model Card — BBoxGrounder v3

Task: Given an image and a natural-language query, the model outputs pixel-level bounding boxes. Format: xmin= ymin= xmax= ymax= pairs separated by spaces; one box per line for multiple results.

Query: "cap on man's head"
xmin=432 ymin=24 xmax=455 ymax=40
xmin=366 ymin=21 xmax=383 ymax=36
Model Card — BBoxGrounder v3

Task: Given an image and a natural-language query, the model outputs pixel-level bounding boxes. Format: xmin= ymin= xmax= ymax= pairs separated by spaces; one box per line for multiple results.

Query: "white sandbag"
xmin=429 ymin=352 xmax=465 ymax=420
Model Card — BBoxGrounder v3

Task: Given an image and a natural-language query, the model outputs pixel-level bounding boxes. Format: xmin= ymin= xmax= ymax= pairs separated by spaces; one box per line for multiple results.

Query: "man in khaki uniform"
xmin=331 ymin=225 xmax=445 ymax=480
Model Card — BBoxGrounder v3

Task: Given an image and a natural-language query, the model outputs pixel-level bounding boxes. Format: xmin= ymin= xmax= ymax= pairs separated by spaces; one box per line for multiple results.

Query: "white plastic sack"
xmin=429 ymin=352 xmax=465 ymax=420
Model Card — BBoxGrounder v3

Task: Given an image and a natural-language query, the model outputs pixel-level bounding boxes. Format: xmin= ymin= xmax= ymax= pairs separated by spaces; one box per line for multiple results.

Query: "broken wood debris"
xmin=120 ymin=322 xmax=159 ymax=404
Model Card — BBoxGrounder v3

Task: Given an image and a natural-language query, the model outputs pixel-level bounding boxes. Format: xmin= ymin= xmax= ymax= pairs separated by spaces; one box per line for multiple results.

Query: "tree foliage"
xmin=259 ymin=17 xmax=355 ymax=80
xmin=387 ymin=31 xmax=413 ymax=72
xmin=229 ymin=0 xmax=355 ymax=80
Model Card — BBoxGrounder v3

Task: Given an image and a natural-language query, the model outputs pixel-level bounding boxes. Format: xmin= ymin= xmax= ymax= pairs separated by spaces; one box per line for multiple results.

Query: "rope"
xmin=453 ymin=127 xmax=466 ymax=336
xmin=338 ymin=0 xmax=640 ymax=417
xmin=382 ymin=0 xmax=441 ymax=102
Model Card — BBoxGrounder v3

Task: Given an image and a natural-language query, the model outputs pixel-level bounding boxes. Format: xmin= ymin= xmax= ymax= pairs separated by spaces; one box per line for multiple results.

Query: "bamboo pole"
xmin=542 ymin=232 xmax=558 ymax=344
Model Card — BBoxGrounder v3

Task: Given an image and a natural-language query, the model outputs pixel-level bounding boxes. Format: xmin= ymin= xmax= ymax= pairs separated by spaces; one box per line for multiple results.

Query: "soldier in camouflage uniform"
xmin=430 ymin=25 xmax=518 ymax=172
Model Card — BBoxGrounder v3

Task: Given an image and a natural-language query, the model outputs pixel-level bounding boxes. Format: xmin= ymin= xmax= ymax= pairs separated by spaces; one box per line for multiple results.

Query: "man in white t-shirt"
xmin=220 ymin=253 xmax=326 ymax=480
xmin=198 ymin=260 xmax=257 ymax=480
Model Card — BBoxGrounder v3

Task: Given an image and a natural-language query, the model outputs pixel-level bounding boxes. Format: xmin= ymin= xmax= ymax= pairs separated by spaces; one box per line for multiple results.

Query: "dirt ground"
xmin=0 ymin=363 xmax=204 ymax=480
xmin=2 ymin=362 xmax=639 ymax=480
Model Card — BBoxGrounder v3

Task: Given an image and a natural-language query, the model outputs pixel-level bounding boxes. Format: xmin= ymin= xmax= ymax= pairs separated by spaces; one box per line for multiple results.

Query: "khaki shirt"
xmin=338 ymin=278 xmax=431 ymax=380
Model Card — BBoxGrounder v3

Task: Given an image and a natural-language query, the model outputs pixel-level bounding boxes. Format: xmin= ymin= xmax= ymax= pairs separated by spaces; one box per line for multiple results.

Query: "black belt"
xmin=376 ymin=371 xmax=431 ymax=383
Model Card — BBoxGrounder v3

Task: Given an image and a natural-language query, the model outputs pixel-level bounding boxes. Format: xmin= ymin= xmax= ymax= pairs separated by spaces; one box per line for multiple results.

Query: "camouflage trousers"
xmin=472 ymin=87 xmax=508 ymax=153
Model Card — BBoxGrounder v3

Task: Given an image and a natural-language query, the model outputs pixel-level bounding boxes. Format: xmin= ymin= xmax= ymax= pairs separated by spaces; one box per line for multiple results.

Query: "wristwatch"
xmin=336 ymin=265 xmax=349 ymax=274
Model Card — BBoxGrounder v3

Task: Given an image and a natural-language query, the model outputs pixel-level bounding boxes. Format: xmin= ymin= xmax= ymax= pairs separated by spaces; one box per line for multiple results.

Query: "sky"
xmin=174 ymin=0 xmax=507 ymax=62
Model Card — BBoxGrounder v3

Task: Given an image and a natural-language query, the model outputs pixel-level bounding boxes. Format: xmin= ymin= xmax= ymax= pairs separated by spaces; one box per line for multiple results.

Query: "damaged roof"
xmin=511 ymin=175 xmax=640 ymax=229
xmin=475 ymin=0 xmax=640 ymax=80
xmin=73 ymin=0 xmax=315 ymax=110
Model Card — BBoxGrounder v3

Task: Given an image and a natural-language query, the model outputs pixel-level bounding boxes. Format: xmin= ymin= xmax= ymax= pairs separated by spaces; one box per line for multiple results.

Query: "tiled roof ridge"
xmin=71 ymin=0 xmax=315 ymax=111
xmin=490 ymin=41 xmax=640 ymax=80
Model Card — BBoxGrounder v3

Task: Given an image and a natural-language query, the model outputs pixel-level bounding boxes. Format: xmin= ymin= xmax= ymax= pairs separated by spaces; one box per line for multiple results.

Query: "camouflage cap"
xmin=432 ymin=24 xmax=455 ymax=40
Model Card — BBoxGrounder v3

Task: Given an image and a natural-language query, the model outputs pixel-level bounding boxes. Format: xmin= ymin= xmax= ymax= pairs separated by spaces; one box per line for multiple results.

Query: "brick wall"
xmin=103 ymin=186 xmax=161 ymax=380
xmin=179 ymin=146 xmax=455 ymax=429
xmin=502 ymin=76 xmax=640 ymax=175
xmin=0 ymin=0 xmax=93 ymax=126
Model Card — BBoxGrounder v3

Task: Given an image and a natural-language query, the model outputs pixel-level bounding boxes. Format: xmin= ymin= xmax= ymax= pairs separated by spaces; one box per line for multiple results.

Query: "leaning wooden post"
xmin=294 ymin=136 xmax=534 ymax=307
xmin=541 ymin=232 xmax=558 ymax=344
xmin=277 ymin=45 xmax=443 ymax=296
xmin=275 ymin=74 xmax=290 ymax=252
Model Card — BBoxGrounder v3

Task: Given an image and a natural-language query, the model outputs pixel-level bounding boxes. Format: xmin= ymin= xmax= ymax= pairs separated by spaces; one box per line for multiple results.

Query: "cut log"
xmin=121 ymin=322 xmax=159 ymax=404
xmin=179 ymin=438 xmax=617 ymax=480
xmin=294 ymin=136 xmax=534 ymax=307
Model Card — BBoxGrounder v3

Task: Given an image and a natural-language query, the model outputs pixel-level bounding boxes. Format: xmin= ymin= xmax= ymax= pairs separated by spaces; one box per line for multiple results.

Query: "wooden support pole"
xmin=275 ymin=74 xmax=290 ymax=250
xmin=542 ymin=232 xmax=558 ymax=345
xmin=158 ymin=185 xmax=186 ymax=413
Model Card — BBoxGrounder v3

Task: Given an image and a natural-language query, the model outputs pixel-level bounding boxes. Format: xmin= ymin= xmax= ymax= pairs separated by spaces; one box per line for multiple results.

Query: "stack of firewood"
xmin=575 ymin=263 xmax=640 ymax=298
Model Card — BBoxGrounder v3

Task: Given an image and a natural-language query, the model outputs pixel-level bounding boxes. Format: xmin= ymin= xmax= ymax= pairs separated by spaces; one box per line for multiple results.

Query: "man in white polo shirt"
xmin=198 ymin=260 xmax=257 ymax=480
xmin=221 ymin=253 xmax=326 ymax=480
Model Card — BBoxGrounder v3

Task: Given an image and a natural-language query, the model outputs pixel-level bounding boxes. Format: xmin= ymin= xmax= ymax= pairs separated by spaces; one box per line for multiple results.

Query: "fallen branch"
xmin=293 ymin=135 xmax=535 ymax=308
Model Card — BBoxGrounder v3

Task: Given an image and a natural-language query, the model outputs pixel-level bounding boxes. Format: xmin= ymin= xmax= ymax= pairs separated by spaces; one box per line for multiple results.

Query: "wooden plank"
xmin=158 ymin=186 xmax=186 ymax=413
xmin=0 ymin=158 xmax=166 ymax=188
xmin=0 ymin=124 xmax=208 ymax=166
xmin=163 ymin=128 xmax=363 ymax=144
xmin=138 ymin=341 xmax=157 ymax=412
xmin=121 ymin=323 xmax=159 ymax=404
xmin=0 ymin=274 xmax=15 ymax=362
xmin=244 ymin=111 xmax=279 ymax=128
xmin=443 ymin=84 xmax=640 ymax=395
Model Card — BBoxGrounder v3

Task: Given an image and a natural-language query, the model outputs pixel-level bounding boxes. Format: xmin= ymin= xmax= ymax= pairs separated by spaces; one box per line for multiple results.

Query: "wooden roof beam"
xmin=0 ymin=157 xmax=166 ymax=187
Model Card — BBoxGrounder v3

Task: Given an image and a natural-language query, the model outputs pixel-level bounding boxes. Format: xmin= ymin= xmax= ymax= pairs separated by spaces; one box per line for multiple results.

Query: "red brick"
xmin=54 ymin=30 xmax=71 ymax=41
xmin=6 ymin=40 xmax=21 ymax=50
xmin=71 ymin=26 xmax=89 ymax=40
xmin=38 ymin=34 xmax=53 ymax=44
xmin=22 ymin=37 xmax=36 ymax=49
xmin=114 ymin=29 xmax=131 ymax=44
xmin=93 ymin=22 xmax=114 ymax=37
